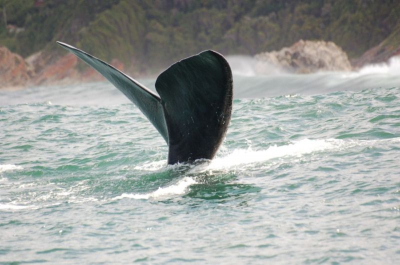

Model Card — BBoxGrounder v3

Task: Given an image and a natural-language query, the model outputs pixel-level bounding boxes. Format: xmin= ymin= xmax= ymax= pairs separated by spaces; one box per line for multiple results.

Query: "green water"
xmin=1 ymin=70 xmax=400 ymax=264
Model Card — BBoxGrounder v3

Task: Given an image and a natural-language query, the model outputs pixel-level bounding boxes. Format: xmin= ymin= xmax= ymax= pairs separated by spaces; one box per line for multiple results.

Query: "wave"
xmin=4 ymin=138 xmax=397 ymax=204
xmin=225 ymin=54 xmax=400 ymax=98
xmin=124 ymin=137 xmax=400 ymax=200
xmin=210 ymin=137 xmax=400 ymax=171
xmin=227 ymin=54 xmax=400 ymax=77
xmin=112 ymin=177 xmax=197 ymax=200
xmin=0 ymin=164 xmax=23 ymax=173
xmin=2 ymin=57 xmax=399 ymax=104
xmin=133 ymin=160 xmax=167 ymax=171
xmin=356 ymin=56 xmax=400 ymax=76
xmin=135 ymin=138 xmax=400 ymax=174
xmin=113 ymin=139 xmax=333 ymax=200
xmin=0 ymin=203 xmax=35 ymax=211
xmin=226 ymin=55 xmax=286 ymax=76
xmin=207 ymin=139 xmax=340 ymax=171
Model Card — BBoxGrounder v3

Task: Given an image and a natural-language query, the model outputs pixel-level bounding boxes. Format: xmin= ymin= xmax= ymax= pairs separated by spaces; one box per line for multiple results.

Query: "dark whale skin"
xmin=57 ymin=42 xmax=233 ymax=164
xmin=156 ymin=51 xmax=233 ymax=164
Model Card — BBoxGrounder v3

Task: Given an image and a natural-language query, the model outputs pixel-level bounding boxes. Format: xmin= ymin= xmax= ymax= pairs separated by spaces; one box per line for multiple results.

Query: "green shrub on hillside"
xmin=0 ymin=0 xmax=399 ymax=72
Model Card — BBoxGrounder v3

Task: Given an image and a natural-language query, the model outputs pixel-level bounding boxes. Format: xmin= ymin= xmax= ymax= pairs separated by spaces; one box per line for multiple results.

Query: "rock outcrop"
xmin=30 ymin=52 xmax=125 ymax=86
xmin=255 ymin=40 xmax=353 ymax=74
xmin=0 ymin=46 xmax=125 ymax=89
xmin=352 ymin=27 xmax=400 ymax=68
xmin=0 ymin=47 xmax=34 ymax=89
xmin=33 ymin=53 xmax=80 ymax=85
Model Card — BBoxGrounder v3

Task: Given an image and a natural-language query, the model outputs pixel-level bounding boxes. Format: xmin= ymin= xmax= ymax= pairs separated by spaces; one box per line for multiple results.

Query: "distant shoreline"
xmin=0 ymin=39 xmax=399 ymax=90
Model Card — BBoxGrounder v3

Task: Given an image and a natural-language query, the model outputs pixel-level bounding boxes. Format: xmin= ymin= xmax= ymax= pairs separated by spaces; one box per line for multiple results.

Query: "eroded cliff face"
xmin=0 ymin=47 xmax=34 ymax=89
xmin=352 ymin=35 xmax=400 ymax=68
xmin=33 ymin=53 xmax=80 ymax=85
xmin=254 ymin=40 xmax=353 ymax=74
xmin=0 ymin=46 xmax=125 ymax=89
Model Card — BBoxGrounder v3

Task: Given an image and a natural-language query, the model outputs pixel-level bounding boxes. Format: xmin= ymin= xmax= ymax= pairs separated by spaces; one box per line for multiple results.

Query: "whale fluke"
xmin=57 ymin=41 xmax=233 ymax=164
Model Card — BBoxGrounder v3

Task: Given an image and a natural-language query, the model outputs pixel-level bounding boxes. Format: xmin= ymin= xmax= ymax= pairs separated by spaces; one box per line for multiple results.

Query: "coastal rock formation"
xmin=33 ymin=55 xmax=125 ymax=85
xmin=33 ymin=53 xmax=80 ymax=85
xmin=352 ymin=28 xmax=400 ymax=68
xmin=79 ymin=59 xmax=125 ymax=82
xmin=255 ymin=40 xmax=353 ymax=74
xmin=0 ymin=45 xmax=126 ymax=89
xmin=0 ymin=47 xmax=34 ymax=89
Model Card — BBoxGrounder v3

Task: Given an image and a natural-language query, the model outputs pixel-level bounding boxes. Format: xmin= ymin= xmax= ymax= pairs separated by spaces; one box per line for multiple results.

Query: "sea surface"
xmin=1 ymin=57 xmax=400 ymax=264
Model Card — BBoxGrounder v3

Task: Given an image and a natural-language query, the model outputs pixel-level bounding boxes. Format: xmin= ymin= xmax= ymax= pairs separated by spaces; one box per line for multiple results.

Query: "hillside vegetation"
xmin=1 ymin=0 xmax=399 ymax=73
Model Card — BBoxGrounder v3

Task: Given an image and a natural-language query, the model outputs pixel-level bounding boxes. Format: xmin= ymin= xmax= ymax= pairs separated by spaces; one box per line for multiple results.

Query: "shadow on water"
xmin=185 ymin=164 xmax=261 ymax=202
xmin=111 ymin=161 xmax=262 ymax=202
xmin=186 ymin=180 xmax=261 ymax=201
xmin=81 ymin=166 xmax=185 ymax=198
xmin=128 ymin=165 xmax=191 ymax=192
xmin=1 ymin=158 xmax=261 ymax=206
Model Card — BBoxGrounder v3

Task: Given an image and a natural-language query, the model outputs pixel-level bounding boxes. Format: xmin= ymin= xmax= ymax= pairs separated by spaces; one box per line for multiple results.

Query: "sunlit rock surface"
xmin=32 ymin=53 xmax=125 ymax=85
xmin=0 ymin=46 xmax=33 ymax=89
xmin=0 ymin=46 xmax=125 ymax=89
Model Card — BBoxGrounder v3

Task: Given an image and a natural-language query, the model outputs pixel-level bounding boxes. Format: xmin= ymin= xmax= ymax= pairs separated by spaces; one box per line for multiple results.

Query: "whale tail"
xmin=57 ymin=41 xmax=233 ymax=164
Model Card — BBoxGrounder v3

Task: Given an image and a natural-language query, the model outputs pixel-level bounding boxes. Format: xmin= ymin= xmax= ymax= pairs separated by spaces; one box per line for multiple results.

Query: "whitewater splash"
xmin=3 ymin=138 xmax=398 ymax=203
xmin=133 ymin=139 xmax=345 ymax=174
xmin=125 ymin=137 xmax=400 ymax=200
xmin=227 ymin=54 xmax=400 ymax=77
xmin=207 ymin=139 xmax=339 ymax=171
xmin=0 ymin=204 xmax=34 ymax=211
xmin=134 ymin=160 xmax=167 ymax=171
xmin=0 ymin=164 xmax=23 ymax=173
xmin=356 ymin=56 xmax=400 ymax=76
xmin=113 ymin=177 xmax=197 ymax=200
xmin=209 ymin=137 xmax=400 ymax=171
xmin=115 ymin=139 xmax=337 ymax=200
xmin=226 ymin=55 xmax=286 ymax=76
xmin=122 ymin=139 xmax=338 ymax=200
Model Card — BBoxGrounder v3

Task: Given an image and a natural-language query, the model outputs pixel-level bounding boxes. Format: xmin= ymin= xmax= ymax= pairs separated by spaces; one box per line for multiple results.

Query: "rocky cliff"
xmin=2 ymin=0 xmax=400 ymax=73
xmin=1 ymin=0 xmax=399 ymax=88
xmin=0 ymin=47 xmax=34 ymax=89
xmin=0 ymin=37 xmax=399 ymax=89
xmin=0 ymin=46 xmax=125 ymax=89
xmin=352 ymin=24 xmax=400 ymax=68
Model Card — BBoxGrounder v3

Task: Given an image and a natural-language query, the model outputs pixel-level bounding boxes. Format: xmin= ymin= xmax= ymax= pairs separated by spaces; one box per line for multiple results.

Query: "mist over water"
xmin=355 ymin=56 xmax=400 ymax=75
xmin=226 ymin=55 xmax=400 ymax=98
xmin=2 ymin=55 xmax=400 ymax=105
xmin=226 ymin=55 xmax=287 ymax=76
xmin=227 ymin=54 xmax=400 ymax=77
xmin=1 ymin=61 xmax=400 ymax=263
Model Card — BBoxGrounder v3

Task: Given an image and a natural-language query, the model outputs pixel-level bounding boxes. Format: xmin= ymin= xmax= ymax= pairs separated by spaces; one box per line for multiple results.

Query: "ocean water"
xmin=1 ymin=58 xmax=400 ymax=264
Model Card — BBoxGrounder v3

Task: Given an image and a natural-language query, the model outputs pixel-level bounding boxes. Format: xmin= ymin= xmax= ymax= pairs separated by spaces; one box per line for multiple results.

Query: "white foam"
xmin=32 ymin=180 xmax=92 ymax=202
xmin=207 ymin=139 xmax=343 ymax=171
xmin=226 ymin=55 xmax=286 ymax=76
xmin=132 ymin=139 xmax=346 ymax=175
xmin=0 ymin=204 xmax=33 ymax=211
xmin=113 ymin=177 xmax=197 ymax=200
xmin=358 ymin=56 xmax=400 ymax=75
xmin=0 ymin=164 xmax=23 ymax=173
xmin=209 ymin=137 xmax=400 ymax=171
xmin=133 ymin=160 xmax=167 ymax=171
xmin=342 ymin=56 xmax=400 ymax=78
